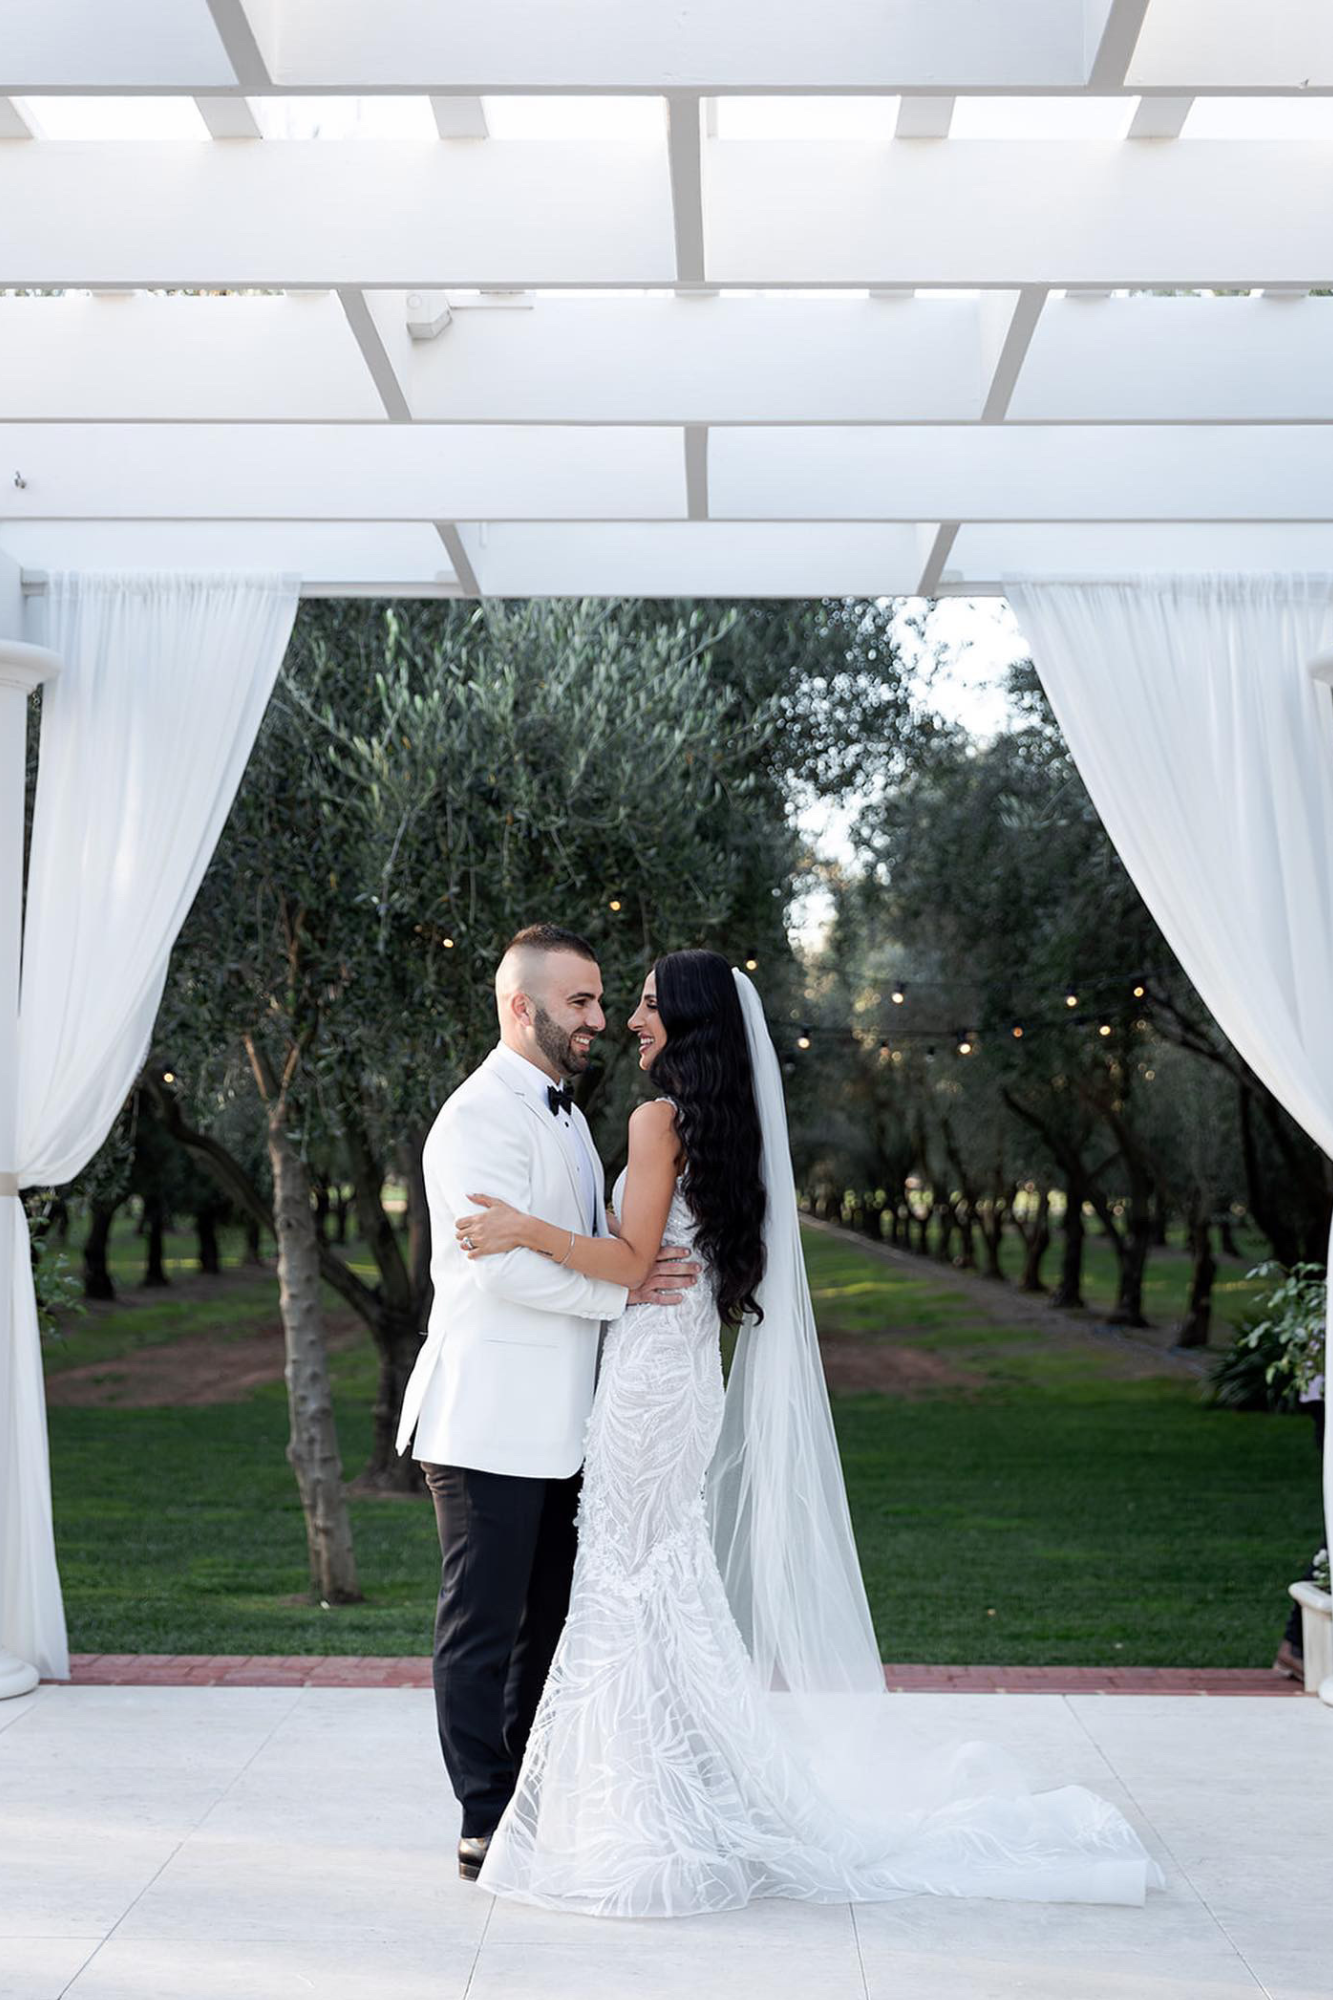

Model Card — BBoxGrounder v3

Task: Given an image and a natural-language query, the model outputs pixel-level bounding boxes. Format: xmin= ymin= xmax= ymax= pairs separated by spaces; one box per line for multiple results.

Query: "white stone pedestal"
xmin=1287 ymin=1578 xmax=1333 ymax=1697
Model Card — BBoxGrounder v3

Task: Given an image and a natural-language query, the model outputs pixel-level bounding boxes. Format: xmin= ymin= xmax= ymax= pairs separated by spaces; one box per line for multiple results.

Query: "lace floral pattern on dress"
xmin=478 ymin=1166 xmax=1165 ymax=1919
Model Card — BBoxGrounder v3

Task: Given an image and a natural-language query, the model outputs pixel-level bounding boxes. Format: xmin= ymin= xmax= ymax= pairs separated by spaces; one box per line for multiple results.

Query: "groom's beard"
xmin=532 ymin=1005 xmax=592 ymax=1081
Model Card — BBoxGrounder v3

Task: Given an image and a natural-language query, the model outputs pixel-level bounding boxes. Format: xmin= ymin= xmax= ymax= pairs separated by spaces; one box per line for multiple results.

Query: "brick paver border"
xmin=51 ymin=1655 xmax=1308 ymax=1695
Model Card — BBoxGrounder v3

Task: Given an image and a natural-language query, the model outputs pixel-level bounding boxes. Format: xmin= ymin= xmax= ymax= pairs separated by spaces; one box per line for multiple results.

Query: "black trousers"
xmin=422 ymin=1460 xmax=580 ymax=1838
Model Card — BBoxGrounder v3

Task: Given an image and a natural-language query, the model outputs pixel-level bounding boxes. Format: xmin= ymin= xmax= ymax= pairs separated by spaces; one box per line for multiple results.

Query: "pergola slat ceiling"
xmin=2 ymin=0 xmax=1332 ymax=599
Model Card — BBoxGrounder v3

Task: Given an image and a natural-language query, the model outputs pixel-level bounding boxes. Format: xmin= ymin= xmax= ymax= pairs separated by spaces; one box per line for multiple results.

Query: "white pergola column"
xmin=0 ymin=637 xmax=62 ymax=1699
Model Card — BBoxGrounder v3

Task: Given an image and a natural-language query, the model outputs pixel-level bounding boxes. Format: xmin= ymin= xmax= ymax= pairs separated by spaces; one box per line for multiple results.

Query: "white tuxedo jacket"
xmin=395 ymin=1047 xmax=629 ymax=1479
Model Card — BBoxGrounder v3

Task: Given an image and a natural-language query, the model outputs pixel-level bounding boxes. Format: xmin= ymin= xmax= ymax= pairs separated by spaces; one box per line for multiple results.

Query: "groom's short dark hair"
xmin=505 ymin=923 xmax=597 ymax=962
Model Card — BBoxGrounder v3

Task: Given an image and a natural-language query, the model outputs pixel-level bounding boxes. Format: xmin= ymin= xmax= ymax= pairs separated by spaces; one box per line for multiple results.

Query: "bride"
xmin=453 ymin=948 xmax=1166 ymax=1919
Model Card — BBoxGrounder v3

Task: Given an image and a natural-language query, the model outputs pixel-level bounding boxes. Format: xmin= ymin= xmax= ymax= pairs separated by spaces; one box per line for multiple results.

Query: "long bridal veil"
xmin=706 ymin=970 xmax=1166 ymax=1901
xmin=707 ymin=970 xmax=885 ymax=1699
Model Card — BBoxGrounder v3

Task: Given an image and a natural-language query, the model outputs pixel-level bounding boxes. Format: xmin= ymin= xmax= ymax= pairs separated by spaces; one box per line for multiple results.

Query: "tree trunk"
xmin=196 ymin=1204 xmax=222 ymax=1276
xmin=1017 ymin=1187 xmax=1051 ymax=1293
xmin=1107 ymin=1221 xmax=1152 ymax=1327
xmin=1150 ymin=1184 xmax=1170 ymax=1248
xmin=142 ymin=1199 xmax=170 ymax=1288
xmin=1050 ymin=1187 xmax=1086 ymax=1309
xmin=952 ymin=1200 xmax=975 ymax=1269
xmin=1219 ymin=1216 xmax=1242 ymax=1259
xmin=1174 ymin=1207 xmax=1216 ymax=1349
xmin=344 ymin=1105 xmax=426 ymax=1491
xmin=266 ymin=1108 xmax=361 ymax=1604
xmin=82 ymin=1199 xmax=118 ymax=1301
xmin=244 ymin=1212 xmax=265 ymax=1265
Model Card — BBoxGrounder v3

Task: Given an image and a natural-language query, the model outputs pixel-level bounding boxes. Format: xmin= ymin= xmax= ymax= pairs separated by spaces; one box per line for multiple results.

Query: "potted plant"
xmin=1234 ymin=1262 xmax=1329 ymax=1698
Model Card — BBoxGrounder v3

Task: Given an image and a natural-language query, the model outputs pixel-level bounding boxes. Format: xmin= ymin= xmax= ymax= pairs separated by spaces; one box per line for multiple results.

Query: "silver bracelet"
xmin=556 ymin=1228 xmax=576 ymax=1267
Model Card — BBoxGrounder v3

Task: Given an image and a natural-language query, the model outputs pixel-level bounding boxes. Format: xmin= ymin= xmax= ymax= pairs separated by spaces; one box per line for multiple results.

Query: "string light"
xmin=1011 ymin=1024 xmax=1024 ymax=1039
xmin=744 ymin=950 xmax=759 ymax=971
xmin=441 ymin=935 xmax=455 ymax=949
xmin=1064 ymin=988 xmax=1079 ymax=1009
xmin=608 ymin=897 xmax=623 ymax=913
xmin=797 ymin=1027 xmax=812 ymax=1051
xmin=1132 ymin=978 xmax=1146 ymax=998
xmin=957 ymin=1033 xmax=973 ymax=1055
xmin=162 ymin=1070 xmax=175 ymax=1084
xmin=891 ymin=984 xmax=906 ymax=1005
xmin=1098 ymin=1022 xmax=1112 ymax=1038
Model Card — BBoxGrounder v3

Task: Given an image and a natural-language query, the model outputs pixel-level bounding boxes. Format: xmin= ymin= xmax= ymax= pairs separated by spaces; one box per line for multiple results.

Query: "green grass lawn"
xmin=44 ymin=1217 xmax=1324 ymax=1666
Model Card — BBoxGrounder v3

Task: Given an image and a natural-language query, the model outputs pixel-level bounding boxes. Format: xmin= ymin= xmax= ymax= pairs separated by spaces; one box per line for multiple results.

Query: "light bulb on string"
xmin=608 ymin=896 xmax=623 ymax=913
xmin=1064 ymin=987 xmax=1079 ymax=1009
xmin=797 ymin=1026 xmax=812 ymax=1051
xmin=1011 ymin=1023 xmax=1024 ymax=1039
xmin=1098 ymin=1022 xmax=1112 ymax=1038
xmin=744 ymin=950 xmax=758 ymax=972
xmin=891 ymin=984 xmax=906 ymax=1005
xmin=1132 ymin=977 xmax=1146 ymax=999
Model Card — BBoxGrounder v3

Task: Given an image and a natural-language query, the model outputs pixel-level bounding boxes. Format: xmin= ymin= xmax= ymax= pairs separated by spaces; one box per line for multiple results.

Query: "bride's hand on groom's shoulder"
xmin=628 ymin=1246 xmax=701 ymax=1307
xmin=455 ymin=1193 xmax=531 ymax=1258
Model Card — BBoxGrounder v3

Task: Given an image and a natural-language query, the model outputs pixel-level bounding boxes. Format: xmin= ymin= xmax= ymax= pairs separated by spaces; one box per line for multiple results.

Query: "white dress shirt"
xmin=490 ymin=1042 xmax=599 ymax=1232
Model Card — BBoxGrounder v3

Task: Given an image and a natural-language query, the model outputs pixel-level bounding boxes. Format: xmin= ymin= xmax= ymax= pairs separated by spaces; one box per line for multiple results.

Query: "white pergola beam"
xmin=706 ymin=140 xmax=1333 ymax=287
xmin=1129 ymin=0 xmax=1333 ymax=88
xmin=5 ymin=140 xmax=1327 ymax=291
xmin=1126 ymin=94 xmax=1192 ymax=139
xmin=7 ymin=293 xmax=1333 ymax=429
xmin=0 ymin=293 xmax=388 ymax=421
xmin=1085 ymin=0 xmax=1152 ymax=87
xmin=665 ymin=94 xmax=706 ymax=286
xmin=336 ymin=288 xmax=413 ymax=420
xmin=707 ymin=424 xmax=1333 ymax=522
xmin=1011 ymin=295 xmax=1333 ymax=423
xmin=915 ymin=521 xmax=960 ymax=594
xmin=179 ymin=1 xmax=1096 ymax=91
xmin=6 ymin=421 xmax=1333 ymax=525
xmin=433 ymin=522 xmax=482 ymax=594
xmin=0 ymin=294 xmax=987 ymax=425
xmin=0 ymin=423 xmax=689 ymax=520
xmin=453 ymin=522 xmax=927 ymax=597
xmin=979 ymin=289 xmax=1047 ymax=423
xmin=0 ymin=99 xmax=35 ymax=139
xmin=430 ymin=98 xmax=489 ymax=139
xmin=193 ymin=95 xmax=263 ymax=139
xmin=0 ymin=141 xmax=676 ymax=287
xmin=894 ymin=97 xmax=954 ymax=139
xmin=684 ymin=425 xmax=710 ymax=519
xmin=202 ymin=0 xmax=273 ymax=90
xmin=0 ymin=518 xmax=464 ymax=589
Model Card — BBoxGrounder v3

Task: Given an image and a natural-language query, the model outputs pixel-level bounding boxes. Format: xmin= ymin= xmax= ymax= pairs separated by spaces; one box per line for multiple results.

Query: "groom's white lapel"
xmin=483 ymin=1046 xmax=594 ymax=1229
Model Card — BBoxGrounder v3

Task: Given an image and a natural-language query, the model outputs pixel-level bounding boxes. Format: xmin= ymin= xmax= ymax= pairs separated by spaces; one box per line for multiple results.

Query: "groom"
xmin=396 ymin=923 xmax=698 ymax=1880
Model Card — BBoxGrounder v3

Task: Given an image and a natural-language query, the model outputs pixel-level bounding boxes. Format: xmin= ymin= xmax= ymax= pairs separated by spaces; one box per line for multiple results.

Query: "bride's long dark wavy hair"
xmin=651 ymin=949 xmax=766 ymax=1326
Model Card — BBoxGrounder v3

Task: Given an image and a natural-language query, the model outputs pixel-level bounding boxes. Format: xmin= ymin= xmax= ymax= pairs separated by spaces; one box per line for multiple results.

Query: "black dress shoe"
xmin=458 ymin=1832 xmax=493 ymax=1881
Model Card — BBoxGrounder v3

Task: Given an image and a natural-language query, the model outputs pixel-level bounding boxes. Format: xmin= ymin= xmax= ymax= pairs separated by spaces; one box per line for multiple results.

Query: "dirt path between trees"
xmin=803 ymin=1215 xmax=1211 ymax=1391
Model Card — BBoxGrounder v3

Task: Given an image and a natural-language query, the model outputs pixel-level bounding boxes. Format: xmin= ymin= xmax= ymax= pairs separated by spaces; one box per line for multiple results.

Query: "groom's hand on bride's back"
xmin=628 ymin=1246 xmax=700 ymax=1307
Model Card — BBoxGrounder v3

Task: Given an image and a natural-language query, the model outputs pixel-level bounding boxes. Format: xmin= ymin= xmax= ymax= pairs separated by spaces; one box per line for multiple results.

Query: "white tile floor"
xmin=1 ymin=1686 xmax=1330 ymax=2000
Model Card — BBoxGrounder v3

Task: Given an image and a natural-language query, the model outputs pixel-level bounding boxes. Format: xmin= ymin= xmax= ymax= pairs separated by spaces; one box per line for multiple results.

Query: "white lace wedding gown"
xmin=478 ymin=1169 xmax=1165 ymax=1919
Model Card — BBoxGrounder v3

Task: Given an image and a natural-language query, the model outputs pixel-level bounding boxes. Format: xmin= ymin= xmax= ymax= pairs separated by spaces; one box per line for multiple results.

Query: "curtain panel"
xmin=1 ymin=572 xmax=299 ymax=1679
xmin=1006 ymin=574 xmax=1333 ymax=1620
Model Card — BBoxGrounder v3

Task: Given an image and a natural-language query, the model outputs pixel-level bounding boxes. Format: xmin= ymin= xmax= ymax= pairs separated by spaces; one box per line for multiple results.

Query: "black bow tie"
xmin=547 ymin=1083 xmax=575 ymax=1117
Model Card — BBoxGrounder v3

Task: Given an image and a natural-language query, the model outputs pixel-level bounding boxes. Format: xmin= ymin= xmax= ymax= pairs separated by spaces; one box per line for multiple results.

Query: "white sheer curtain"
xmin=1005 ymin=574 xmax=1333 ymax=1608
xmin=2 ymin=572 xmax=299 ymax=1679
